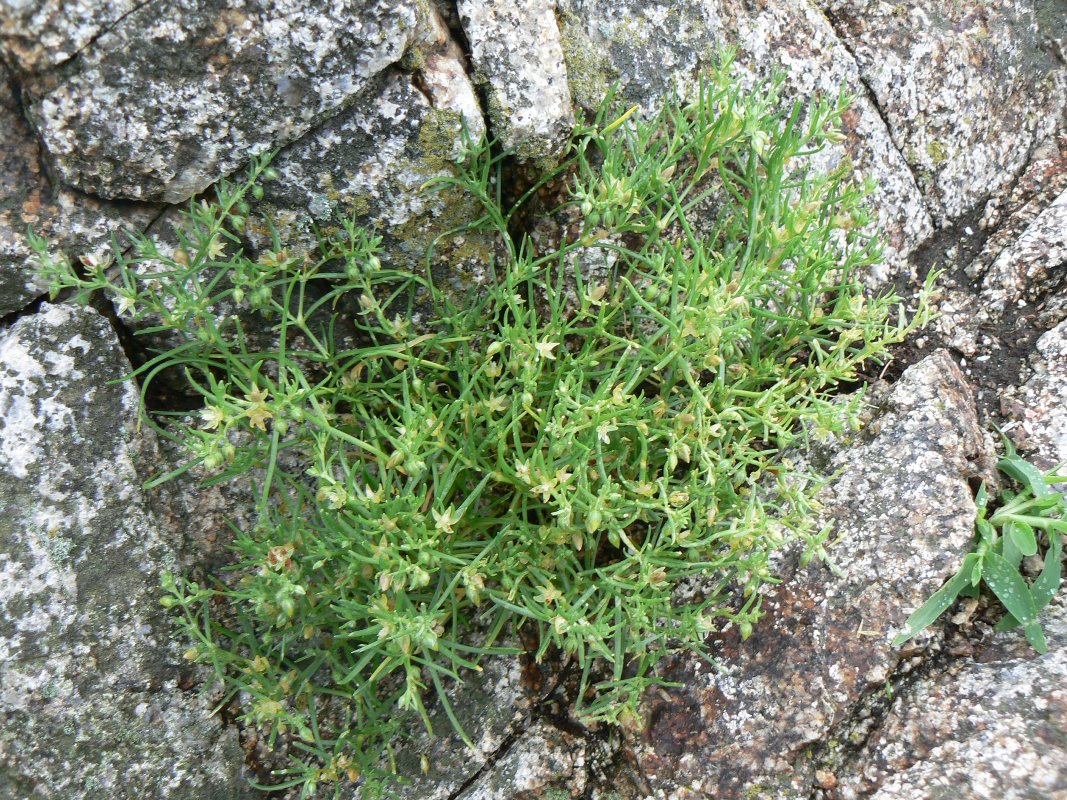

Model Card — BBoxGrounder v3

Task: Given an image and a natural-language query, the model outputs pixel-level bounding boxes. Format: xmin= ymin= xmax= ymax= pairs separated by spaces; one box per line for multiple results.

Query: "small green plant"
xmin=894 ymin=439 xmax=1065 ymax=652
xmin=35 ymin=59 xmax=930 ymax=798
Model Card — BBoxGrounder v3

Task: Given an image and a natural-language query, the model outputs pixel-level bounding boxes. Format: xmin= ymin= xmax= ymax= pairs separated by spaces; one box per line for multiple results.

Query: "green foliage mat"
xmin=36 ymin=59 xmax=932 ymax=797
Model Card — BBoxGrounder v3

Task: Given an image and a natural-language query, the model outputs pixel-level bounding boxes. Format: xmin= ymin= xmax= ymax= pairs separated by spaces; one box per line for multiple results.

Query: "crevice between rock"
xmin=0 ymin=292 xmax=50 ymax=330
xmin=448 ymin=726 xmax=526 ymax=800
xmin=886 ymin=185 xmax=1064 ymax=425
xmin=960 ymin=138 xmax=1061 ymax=291
xmin=415 ymin=0 xmax=493 ymax=142
xmin=814 ymin=4 xmax=934 ymax=230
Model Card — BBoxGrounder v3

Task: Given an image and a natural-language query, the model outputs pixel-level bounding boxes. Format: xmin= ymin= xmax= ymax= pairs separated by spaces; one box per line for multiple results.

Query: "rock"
xmin=0 ymin=65 xmax=159 ymax=316
xmin=556 ymin=0 xmax=723 ymax=112
xmin=458 ymin=0 xmax=574 ymax=161
xmin=378 ymin=655 xmax=535 ymax=800
xmin=248 ymin=66 xmax=490 ymax=279
xmin=0 ymin=0 xmax=142 ymax=74
xmin=933 ymin=181 xmax=1067 ymax=363
xmin=822 ymin=0 xmax=1067 ymax=224
xmin=1001 ymin=319 xmax=1067 ymax=472
xmin=980 ymin=188 xmax=1067 ymax=315
xmin=970 ymin=132 xmax=1067 ymax=275
xmin=457 ymin=721 xmax=592 ymax=800
xmin=98 ymin=45 xmax=488 ymax=353
xmin=835 ymin=597 xmax=1067 ymax=800
xmin=21 ymin=0 xmax=418 ymax=202
xmin=0 ymin=303 xmax=252 ymax=799
xmin=631 ymin=351 xmax=990 ymax=799
xmin=411 ymin=1 xmax=485 ymax=143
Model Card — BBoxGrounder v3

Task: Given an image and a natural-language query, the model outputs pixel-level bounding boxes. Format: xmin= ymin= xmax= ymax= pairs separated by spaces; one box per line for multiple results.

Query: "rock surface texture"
xmin=1 ymin=0 xmax=1065 ymax=798
xmin=458 ymin=0 xmax=575 ymax=160
xmin=0 ymin=304 xmax=253 ymax=799
xmin=633 ymin=352 xmax=989 ymax=799
xmin=19 ymin=0 xmax=419 ymax=202
xmin=822 ymin=0 xmax=1065 ymax=224
xmin=835 ymin=597 xmax=1067 ymax=800
xmin=0 ymin=65 xmax=159 ymax=316
xmin=0 ymin=0 xmax=144 ymax=73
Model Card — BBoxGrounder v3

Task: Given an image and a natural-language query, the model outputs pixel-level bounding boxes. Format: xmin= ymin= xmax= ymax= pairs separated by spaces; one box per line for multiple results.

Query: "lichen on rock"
xmin=245 ymin=67 xmax=491 ymax=282
xmin=21 ymin=0 xmax=420 ymax=202
xmin=0 ymin=304 xmax=252 ymax=799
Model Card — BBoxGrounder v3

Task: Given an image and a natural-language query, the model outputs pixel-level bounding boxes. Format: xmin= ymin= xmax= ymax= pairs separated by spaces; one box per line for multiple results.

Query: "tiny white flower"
xmin=114 ymin=292 xmax=137 ymax=317
xmin=80 ymin=251 xmax=113 ymax=271
xmin=515 ymin=460 xmax=532 ymax=484
xmin=199 ymin=405 xmax=226 ymax=430
xmin=596 ymin=421 xmax=618 ymax=444
xmin=535 ymin=340 xmax=559 ymax=360
xmin=205 ymin=235 xmax=226 ymax=260
xmin=532 ymin=476 xmax=556 ymax=502
xmin=432 ymin=506 xmax=462 ymax=534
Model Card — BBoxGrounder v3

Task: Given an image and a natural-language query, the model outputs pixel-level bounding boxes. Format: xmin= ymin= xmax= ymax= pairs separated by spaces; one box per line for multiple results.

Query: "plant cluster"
xmin=36 ymin=60 xmax=931 ymax=797
xmin=894 ymin=439 xmax=1065 ymax=652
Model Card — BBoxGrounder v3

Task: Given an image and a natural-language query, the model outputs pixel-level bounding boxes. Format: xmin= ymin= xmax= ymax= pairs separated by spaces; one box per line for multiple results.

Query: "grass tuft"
xmin=34 ymin=58 xmax=932 ymax=797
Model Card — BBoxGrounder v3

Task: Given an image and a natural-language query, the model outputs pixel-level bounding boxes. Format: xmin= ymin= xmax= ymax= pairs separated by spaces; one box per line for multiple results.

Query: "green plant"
xmin=34 ymin=59 xmax=930 ymax=798
xmin=893 ymin=439 xmax=1066 ymax=652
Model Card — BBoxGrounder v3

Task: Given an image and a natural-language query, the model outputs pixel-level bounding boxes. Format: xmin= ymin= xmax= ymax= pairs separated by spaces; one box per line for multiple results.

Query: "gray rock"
xmin=972 ymin=134 xmax=1067 ymax=267
xmin=835 ymin=598 xmax=1067 ymax=800
xmin=631 ymin=351 xmax=990 ymax=799
xmin=981 ymin=188 xmax=1067 ymax=314
xmin=249 ymin=66 xmax=490 ymax=279
xmin=22 ymin=0 xmax=418 ymax=202
xmin=556 ymin=0 xmax=723 ymax=112
xmin=934 ymin=182 xmax=1067 ymax=359
xmin=412 ymin=0 xmax=486 ymax=145
xmin=0 ymin=303 xmax=252 ymax=799
xmin=371 ymin=654 xmax=536 ymax=800
xmin=0 ymin=65 xmax=159 ymax=316
xmin=822 ymin=0 xmax=1067 ymax=224
xmin=457 ymin=721 xmax=592 ymax=800
xmin=1002 ymin=319 xmax=1067 ymax=472
xmin=0 ymin=0 xmax=143 ymax=74
xmin=459 ymin=0 xmax=574 ymax=161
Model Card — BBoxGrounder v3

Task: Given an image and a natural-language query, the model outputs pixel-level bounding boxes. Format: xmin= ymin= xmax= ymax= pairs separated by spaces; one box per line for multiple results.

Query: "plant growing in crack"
xmin=894 ymin=437 xmax=1065 ymax=652
xmin=34 ymin=57 xmax=932 ymax=798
